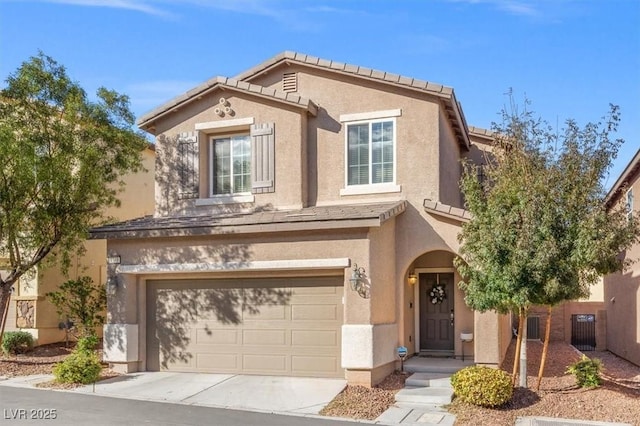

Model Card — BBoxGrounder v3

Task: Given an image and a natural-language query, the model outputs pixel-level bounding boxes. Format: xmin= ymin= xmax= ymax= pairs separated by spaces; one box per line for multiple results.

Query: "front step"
xmin=405 ymin=372 xmax=452 ymax=389
xmin=403 ymin=358 xmax=473 ymax=374
xmin=394 ymin=386 xmax=453 ymax=405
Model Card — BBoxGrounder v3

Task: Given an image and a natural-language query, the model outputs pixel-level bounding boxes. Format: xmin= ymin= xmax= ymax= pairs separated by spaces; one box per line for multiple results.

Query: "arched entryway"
xmin=406 ymin=250 xmax=474 ymax=359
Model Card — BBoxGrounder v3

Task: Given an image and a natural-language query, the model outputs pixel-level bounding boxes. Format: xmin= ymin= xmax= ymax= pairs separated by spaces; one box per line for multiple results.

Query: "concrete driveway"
xmin=70 ymin=372 xmax=346 ymax=415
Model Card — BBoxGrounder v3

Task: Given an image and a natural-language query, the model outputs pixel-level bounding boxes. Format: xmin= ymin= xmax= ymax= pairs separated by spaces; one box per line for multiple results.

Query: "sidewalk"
xmin=0 ymin=373 xmax=633 ymax=426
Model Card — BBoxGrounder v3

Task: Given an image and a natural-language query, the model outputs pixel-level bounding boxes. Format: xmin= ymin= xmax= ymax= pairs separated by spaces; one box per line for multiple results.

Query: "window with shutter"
xmin=250 ymin=123 xmax=275 ymax=194
xmin=209 ymin=134 xmax=251 ymax=196
xmin=177 ymin=132 xmax=199 ymax=199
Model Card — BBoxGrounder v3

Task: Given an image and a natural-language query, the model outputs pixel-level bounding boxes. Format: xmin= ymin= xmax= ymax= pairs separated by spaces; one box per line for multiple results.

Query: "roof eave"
xmin=605 ymin=148 xmax=640 ymax=205
xmin=136 ymin=78 xmax=317 ymax=132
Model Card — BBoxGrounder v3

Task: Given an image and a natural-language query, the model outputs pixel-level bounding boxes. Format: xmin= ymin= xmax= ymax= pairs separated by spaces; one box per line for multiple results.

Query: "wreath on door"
xmin=429 ymin=284 xmax=446 ymax=304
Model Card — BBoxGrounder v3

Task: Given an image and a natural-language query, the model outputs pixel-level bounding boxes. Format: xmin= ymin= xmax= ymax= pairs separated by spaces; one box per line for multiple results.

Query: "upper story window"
xmin=182 ymin=119 xmax=274 ymax=206
xmin=627 ymin=188 xmax=634 ymax=220
xmin=339 ymin=109 xmax=401 ymax=196
xmin=347 ymin=120 xmax=394 ymax=186
xmin=209 ymin=134 xmax=251 ymax=196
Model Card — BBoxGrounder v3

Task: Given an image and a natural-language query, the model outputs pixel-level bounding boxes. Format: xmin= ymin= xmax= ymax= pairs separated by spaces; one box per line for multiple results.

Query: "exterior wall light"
xmin=408 ymin=272 xmax=417 ymax=285
xmin=349 ymin=264 xmax=369 ymax=298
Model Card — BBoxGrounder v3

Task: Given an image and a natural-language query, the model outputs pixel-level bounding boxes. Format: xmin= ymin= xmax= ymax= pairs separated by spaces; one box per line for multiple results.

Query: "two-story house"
xmin=91 ymin=52 xmax=512 ymax=386
xmin=603 ymin=149 xmax=640 ymax=366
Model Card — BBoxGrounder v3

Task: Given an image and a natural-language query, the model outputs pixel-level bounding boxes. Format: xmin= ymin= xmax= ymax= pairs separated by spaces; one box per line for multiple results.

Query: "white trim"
xmin=195 ymin=194 xmax=255 ymax=206
xmin=340 ymin=183 xmax=401 ymax=196
xmin=343 ymin=117 xmax=398 ymax=192
xmin=209 ymin=134 xmax=252 ymax=197
xmin=195 ymin=117 xmax=254 ymax=131
xmin=117 ymin=258 xmax=351 ymax=275
xmin=339 ymin=109 xmax=402 ymax=122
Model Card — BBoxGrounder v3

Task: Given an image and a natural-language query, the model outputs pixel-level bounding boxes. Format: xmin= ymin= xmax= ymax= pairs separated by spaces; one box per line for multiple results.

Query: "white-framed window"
xmin=339 ymin=109 xmax=401 ymax=196
xmin=209 ymin=134 xmax=251 ymax=196
xmin=346 ymin=119 xmax=395 ymax=186
xmin=627 ymin=188 xmax=634 ymax=220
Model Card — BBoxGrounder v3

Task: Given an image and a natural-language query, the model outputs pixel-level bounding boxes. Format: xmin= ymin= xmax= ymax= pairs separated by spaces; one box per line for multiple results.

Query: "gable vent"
xmin=282 ymin=72 xmax=297 ymax=92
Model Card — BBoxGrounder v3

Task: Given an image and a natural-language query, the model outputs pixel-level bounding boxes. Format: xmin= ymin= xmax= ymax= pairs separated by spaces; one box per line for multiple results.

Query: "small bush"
xmin=1 ymin=331 xmax=34 ymax=355
xmin=566 ymin=354 xmax=603 ymax=388
xmin=53 ymin=350 xmax=102 ymax=384
xmin=76 ymin=334 xmax=99 ymax=353
xmin=451 ymin=365 xmax=513 ymax=407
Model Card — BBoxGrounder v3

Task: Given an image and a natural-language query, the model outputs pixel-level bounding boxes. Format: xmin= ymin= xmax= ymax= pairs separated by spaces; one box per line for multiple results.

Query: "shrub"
xmin=451 ymin=365 xmax=513 ymax=407
xmin=1 ymin=331 xmax=34 ymax=355
xmin=566 ymin=354 xmax=603 ymax=388
xmin=53 ymin=350 xmax=102 ymax=384
xmin=76 ymin=334 xmax=99 ymax=353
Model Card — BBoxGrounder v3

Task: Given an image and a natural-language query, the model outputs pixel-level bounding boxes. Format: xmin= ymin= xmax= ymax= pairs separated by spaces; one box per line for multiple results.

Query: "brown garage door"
xmin=146 ymin=276 xmax=344 ymax=378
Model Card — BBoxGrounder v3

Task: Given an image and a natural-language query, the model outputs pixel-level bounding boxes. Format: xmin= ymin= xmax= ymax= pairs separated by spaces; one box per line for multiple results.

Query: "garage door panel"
xmin=242 ymin=329 xmax=287 ymax=346
xmin=291 ymin=304 xmax=338 ymax=321
xmin=292 ymin=356 xmax=339 ymax=375
xmin=243 ymin=304 xmax=287 ymax=320
xmin=147 ymin=277 xmax=343 ymax=378
xmin=243 ymin=354 xmax=287 ymax=372
xmin=196 ymin=353 xmax=239 ymax=370
xmin=292 ymin=330 xmax=338 ymax=347
xmin=195 ymin=328 xmax=239 ymax=345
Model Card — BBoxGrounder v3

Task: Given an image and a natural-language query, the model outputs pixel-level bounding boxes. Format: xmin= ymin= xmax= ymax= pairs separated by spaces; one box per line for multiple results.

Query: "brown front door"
xmin=419 ymin=273 xmax=455 ymax=352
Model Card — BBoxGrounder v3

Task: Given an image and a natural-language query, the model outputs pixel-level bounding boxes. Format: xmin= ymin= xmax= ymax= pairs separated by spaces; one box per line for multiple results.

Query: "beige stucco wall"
xmin=249 ymin=65 xmax=442 ymax=207
xmin=438 ymin=109 xmax=464 ymax=208
xmin=604 ymin=167 xmax=640 ymax=365
xmin=152 ymin=91 xmax=307 ymax=217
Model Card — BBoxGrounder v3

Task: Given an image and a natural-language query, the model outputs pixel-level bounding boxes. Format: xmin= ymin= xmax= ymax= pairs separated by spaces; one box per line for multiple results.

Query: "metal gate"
xmin=571 ymin=314 xmax=596 ymax=351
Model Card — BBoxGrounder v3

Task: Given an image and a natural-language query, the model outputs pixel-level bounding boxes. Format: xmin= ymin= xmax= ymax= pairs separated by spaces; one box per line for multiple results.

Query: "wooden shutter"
xmin=177 ymin=131 xmax=199 ymax=199
xmin=250 ymin=123 xmax=275 ymax=194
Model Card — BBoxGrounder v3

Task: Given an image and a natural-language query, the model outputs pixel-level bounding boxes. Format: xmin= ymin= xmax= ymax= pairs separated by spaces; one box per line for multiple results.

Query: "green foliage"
xmin=76 ymin=334 xmax=99 ymax=353
xmin=46 ymin=276 xmax=106 ymax=337
xmin=53 ymin=350 xmax=102 ymax=384
xmin=1 ymin=331 xmax=34 ymax=355
xmin=566 ymin=355 xmax=603 ymax=388
xmin=456 ymin=99 xmax=640 ymax=314
xmin=0 ymin=51 xmax=147 ymax=299
xmin=451 ymin=366 xmax=513 ymax=407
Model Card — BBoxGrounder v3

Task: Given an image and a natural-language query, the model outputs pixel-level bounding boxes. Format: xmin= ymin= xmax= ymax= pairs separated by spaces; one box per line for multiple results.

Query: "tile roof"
xmin=137 ymin=76 xmax=318 ymax=129
xmin=136 ymin=52 xmax=471 ymax=148
xmin=90 ymin=201 xmax=407 ymax=239
xmin=423 ymin=199 xmax=472 ymax=223
xmin=235 ymin=51 xmax=470 ymax=149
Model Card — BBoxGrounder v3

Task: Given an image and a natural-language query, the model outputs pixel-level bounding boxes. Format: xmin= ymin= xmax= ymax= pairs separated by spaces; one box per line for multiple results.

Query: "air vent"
xmin=282 ymin=72 xmax=297 ymax=92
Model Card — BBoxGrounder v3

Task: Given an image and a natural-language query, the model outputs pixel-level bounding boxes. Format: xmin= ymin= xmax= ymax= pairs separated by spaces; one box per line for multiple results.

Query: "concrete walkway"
xmin=0 ymin=373 xmax=632 ymax=426
xmin=0 ymin=372 xmax=347 ymax=416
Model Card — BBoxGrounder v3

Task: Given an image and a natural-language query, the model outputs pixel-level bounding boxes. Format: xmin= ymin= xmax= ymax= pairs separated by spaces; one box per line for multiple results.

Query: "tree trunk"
xmin=536 ymin=306 xmax=552 ymax=392
xmin=519 ymin=308 xmax=528 ymax=388
xmin=512 ymin=308 xmax=525 ymax=386
xmin=0 ymin=286 xmax=12 ymax=348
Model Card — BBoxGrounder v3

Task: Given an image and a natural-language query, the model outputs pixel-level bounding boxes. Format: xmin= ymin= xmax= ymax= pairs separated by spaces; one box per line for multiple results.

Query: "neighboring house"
xmin=91 ymin=52 xmax=512 ymax=386
xmin=603 ymin=148 xmax=640 ymax=366
xmin=3 ymin=146 xmax=156 ymax=345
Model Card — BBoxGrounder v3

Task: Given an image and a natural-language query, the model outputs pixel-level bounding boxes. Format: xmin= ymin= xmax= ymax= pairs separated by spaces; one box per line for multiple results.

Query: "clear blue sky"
xmin=1 ymin=0 xmax=638 ymax=187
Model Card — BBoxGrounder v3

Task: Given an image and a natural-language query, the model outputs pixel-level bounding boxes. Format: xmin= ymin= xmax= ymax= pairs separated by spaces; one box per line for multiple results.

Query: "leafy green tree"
xmin=46 ymin=276 xmax=106 ymax=338
xmin=455 ymin=99 xmax=639 ymax=389
xmin=0 ymin=52 xmax=147 ymax=342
